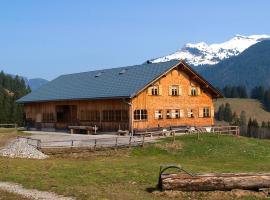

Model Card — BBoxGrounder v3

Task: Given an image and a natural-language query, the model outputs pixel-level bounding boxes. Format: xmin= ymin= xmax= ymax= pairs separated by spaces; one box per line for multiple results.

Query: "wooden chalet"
xmin=17 ymin=60 xmax=222 ymax=133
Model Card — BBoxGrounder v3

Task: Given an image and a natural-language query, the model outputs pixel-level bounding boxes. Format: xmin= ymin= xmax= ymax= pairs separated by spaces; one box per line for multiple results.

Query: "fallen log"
xmin=161 ymin=173 xmax=270 ymax=191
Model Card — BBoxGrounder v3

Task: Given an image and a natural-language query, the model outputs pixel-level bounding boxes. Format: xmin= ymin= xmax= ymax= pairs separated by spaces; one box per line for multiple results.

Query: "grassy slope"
xmin=0 ymin=134 xmax=269 ymax=200
xmin=214 ymin=98 xmax=270 ymax=124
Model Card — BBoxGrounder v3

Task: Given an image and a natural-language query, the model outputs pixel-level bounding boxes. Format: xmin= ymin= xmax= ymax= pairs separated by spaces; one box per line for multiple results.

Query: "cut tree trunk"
xmin=161 ymin=173 xmax=270 ymax=191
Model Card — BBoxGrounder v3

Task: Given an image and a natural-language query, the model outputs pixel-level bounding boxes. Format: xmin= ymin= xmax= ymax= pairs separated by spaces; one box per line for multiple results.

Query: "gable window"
xmin=191 ymin=87 xmax=197 ymax=96
xmin=148 ymin=85 xmax=162 ymax=96
xmin=169 ymin=85 xmax=182 ymax=96
xmin=152 ymin=85 xmax=159 ymax=95
xmin=154 ymin=110 xmax=163 ymax=119
xmin=134 ymin=109 xmax=147 ymax=120
xmin=203 ymin=107 xmax=210 ymax=118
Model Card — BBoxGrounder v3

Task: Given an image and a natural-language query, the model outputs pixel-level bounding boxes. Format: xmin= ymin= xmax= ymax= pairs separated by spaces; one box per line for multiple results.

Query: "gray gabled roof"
xmin=17 ymin=60 xmax=179 ymax=103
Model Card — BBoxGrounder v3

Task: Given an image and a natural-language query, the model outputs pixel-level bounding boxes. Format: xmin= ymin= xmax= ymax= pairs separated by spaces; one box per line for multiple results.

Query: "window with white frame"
xmin=134 ymin=109 xmax=148 ymax=120
xmin=187 ymin=108 xmax=194 ymax=118
xmin=166 ymin=109 xmax=181 ymax=119
xmin=154 ymin=110 xmax=163 ymax=119
xmin=166 ymin=110 xmax=171 ymax=119
xmin=203 ymin=107 xmax=210 ymax=118
xmin=171 ymin=85 xmax=179 ymax=96
xmin=151 ymin=85 xmax=159 ymax=95
xmin=191 ymin=87 xmax=198 ymax=96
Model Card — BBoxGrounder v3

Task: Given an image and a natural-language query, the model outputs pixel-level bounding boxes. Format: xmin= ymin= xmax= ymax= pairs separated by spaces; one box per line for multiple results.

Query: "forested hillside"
xmin=0 ymin=71 xmax=30 ymax=125
xmin=196 ymin=40 xmax=270 ymax=91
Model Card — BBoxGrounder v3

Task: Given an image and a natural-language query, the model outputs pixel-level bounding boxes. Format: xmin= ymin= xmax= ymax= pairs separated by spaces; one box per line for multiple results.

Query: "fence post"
xmin=129 ymin=136 xmax=132 ymax=148
xmin=37 ymin=139 xmax=41 ymax=150
xmin=142 ymin=135 xmax=145 ymax=147
xmin=115 ymin=137 xmax=118 ymax=149
xmin=94 ymin=139 xmax=97 ymax=151
xmin=71 ymin=140 xmax=74 ymax=147
xmin=172 ymin=131 xmax=175 ymax=144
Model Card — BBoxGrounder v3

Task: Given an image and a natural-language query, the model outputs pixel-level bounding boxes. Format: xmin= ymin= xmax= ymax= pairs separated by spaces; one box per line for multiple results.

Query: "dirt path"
xmin=0 ymin=182 xmax=75 ymax=200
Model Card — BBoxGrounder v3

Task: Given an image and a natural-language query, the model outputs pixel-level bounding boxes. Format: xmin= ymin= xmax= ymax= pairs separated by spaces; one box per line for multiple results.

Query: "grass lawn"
xmin=0 ymin=133 xmax=269 ymax=199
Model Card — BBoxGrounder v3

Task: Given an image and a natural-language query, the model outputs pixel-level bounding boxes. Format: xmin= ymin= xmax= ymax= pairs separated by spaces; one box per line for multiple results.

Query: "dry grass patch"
xmin=155 ymin=141 xmax=182 ymax=154
xmin=0 ymin=128 xmax=30 ymax=148
xmin=214 ymin=98 xmax=270 ymax=124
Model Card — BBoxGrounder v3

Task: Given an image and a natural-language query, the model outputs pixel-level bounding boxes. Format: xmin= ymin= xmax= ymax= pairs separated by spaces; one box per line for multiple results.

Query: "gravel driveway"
xmin=24 ymin=131 xmax=157 ymax=148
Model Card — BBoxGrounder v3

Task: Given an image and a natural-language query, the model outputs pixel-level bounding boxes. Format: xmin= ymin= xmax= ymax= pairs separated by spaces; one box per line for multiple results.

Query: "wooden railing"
xmin=0 ymin=124 xmax=17 ymax=129
xmin=17 ymin=126 xmax=239 ymax=150
xmin=210 ymin=126 xmax=240 ymax=136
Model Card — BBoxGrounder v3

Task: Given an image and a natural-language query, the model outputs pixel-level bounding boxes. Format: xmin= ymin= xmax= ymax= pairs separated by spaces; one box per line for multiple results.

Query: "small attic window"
xmin=119 ymin=69 xmax=127 ymax=75
xmin=95 ymin=72 xmax=104 ymax=77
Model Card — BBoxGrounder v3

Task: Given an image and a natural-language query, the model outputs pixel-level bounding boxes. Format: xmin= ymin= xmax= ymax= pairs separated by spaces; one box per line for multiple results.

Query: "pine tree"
xmin=239 ymin=111 xmax=247 ymax=126
xmin=224 ymin=103 xmax=233 ymax=122
xmin=217 ymin=104 xmax=225 ymax=121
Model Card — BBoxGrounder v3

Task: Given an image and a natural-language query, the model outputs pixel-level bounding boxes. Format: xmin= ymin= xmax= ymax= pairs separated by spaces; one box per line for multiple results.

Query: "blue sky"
xmin=0 ymin=0 xmax=269 ymax=80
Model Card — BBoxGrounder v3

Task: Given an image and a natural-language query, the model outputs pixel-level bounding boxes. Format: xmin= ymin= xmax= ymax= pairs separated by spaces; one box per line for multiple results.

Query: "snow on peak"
xmin=151 ymin=34 xmax=270 ymax=66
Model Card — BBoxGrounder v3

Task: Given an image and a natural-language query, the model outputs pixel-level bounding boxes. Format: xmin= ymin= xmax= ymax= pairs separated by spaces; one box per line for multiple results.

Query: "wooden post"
xmin=37 ymin=139 xmax=41 ymax=150
xmin=71 ymin=140 xmax=74 ymax=147
xmin=115 ymin=137 xmax=118 ymax=149
xmin=129 ymin=136 xmax=132 ymax=148
xmin=94 ymin=139 xmax=97 ymax=150
xmin=142 ymin=134 xmax=145 ymax=147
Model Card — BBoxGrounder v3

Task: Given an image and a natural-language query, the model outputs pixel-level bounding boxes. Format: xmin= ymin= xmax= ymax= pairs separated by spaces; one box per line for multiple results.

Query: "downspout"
xmin=122 ymin=98 xmax=133 ymax=136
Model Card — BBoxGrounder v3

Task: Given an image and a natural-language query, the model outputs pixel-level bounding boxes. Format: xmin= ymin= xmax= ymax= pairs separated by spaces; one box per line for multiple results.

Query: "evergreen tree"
xmin=217 ymin=104 xmax=225 ymax=121
xmin=239 ymin=111 xmax=247 ymax=126
xmin=224 ymin=103 xmax=233 ymax=122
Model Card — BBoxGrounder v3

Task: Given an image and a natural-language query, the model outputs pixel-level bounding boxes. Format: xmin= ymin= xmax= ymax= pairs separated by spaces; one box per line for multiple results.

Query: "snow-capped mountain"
xmin=151 ymin=34 xmax=270 ymax=66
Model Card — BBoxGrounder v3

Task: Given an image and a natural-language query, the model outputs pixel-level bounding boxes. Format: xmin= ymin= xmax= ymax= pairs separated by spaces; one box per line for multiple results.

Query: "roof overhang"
xmin=17 ymin=96 xmax=131 ymax=104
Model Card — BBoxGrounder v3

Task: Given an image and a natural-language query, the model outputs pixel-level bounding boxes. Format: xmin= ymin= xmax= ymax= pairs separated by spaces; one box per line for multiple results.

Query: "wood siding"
xmin=24 ymin=99 xmax=129 ymax=131
xmin=131 ymin=68 xmax=215 ymax=131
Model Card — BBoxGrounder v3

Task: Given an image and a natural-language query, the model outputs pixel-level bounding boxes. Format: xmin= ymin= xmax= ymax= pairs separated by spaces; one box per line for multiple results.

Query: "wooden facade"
xmin=23 ymin=61 xmax=221 ymax=132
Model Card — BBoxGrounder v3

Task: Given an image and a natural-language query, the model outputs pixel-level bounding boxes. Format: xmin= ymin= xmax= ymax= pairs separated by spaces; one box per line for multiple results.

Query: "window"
xmin=203 ymin=107 xmax=210 ymax=118
xmin=175 ymin=110 xmax=180 ymax=118
xmin=191 ymin=87 xmax=198 ymax=96
xmin=171 ymin=85 xmax=179 ymax=96
xmin=121 ymin=110 xmax=129 ymax=121
xmin=42 ymin=113 xmax=54 ymax=123
xmin=134 ymin=109 xmax=148 ymax=120
xmin=152 ymin=85 xmax=159 ymax=95
xmin=187 ymin=109 xmax=194 ymax=118
xmin=166 ymin=110 xmax=171 ymax=119
xmin=154 ymin=110 xmax=163 ymax=119
xmin=81 ymin=110 xmax=100 ymax=121
xmin=166 ymin=109 xmax=181 ymax=119
xmin=102 ymin=110 xmax=115 ymax=121
xmin=115 ymin=110 xmax=122 ymax=121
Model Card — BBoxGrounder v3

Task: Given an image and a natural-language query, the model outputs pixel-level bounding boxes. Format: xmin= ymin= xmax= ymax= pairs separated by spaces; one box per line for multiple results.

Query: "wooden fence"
xmin=0 ymin=124 xmax=17 ymax=129
xmin=17 ymin=126 xmax=240 ymax=150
